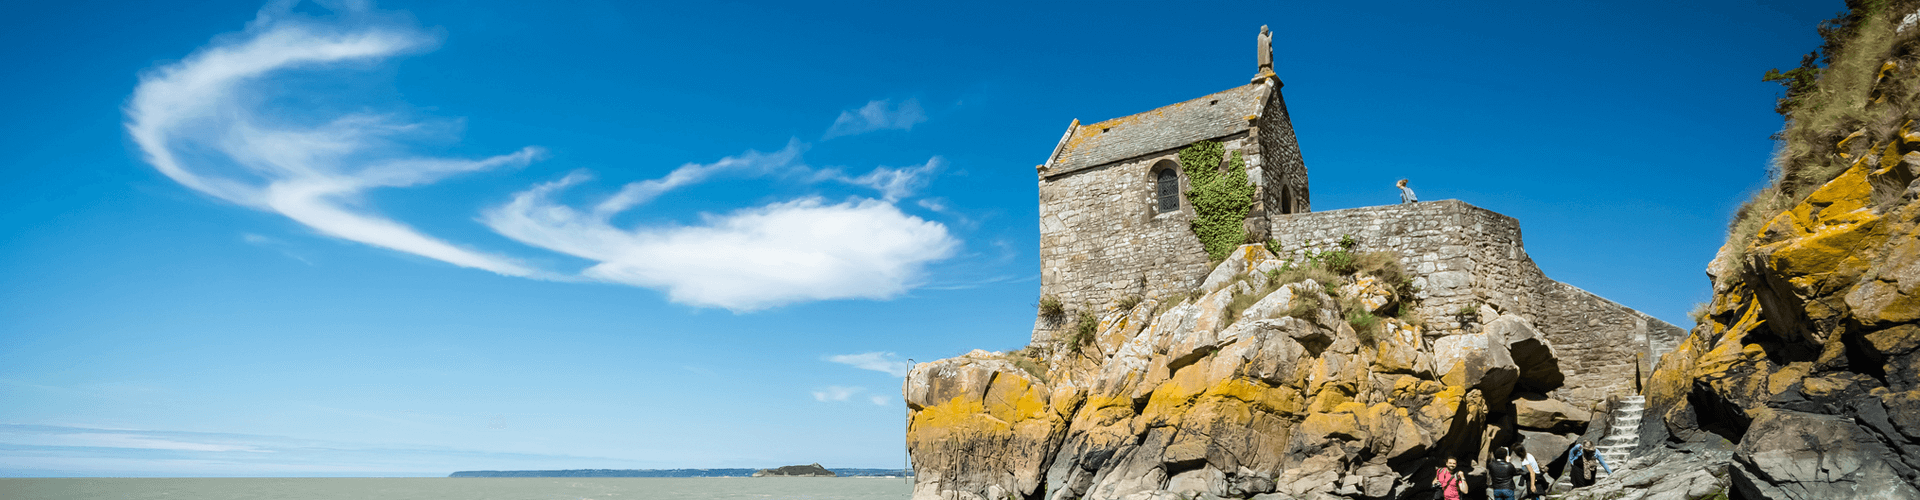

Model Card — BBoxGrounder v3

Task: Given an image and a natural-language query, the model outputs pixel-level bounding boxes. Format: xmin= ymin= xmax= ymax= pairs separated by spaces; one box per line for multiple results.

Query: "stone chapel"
xmin=1035 ymin=26 xmax=1307 ymax=308
xmin=1030 ymin=28 xmax=1685 ymax=393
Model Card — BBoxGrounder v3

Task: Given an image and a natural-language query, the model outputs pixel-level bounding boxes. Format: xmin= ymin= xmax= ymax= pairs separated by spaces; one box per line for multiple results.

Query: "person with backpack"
xmin=1430 ymin=456 xmax=1468 ymax=500
xmin=1566 ymin=440 xmax=1614 ymax=487
xmin=1487 ymin=448 xmax=1520 ymax=500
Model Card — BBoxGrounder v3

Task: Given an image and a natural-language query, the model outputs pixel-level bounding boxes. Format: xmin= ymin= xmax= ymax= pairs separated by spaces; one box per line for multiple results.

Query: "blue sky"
xmin=0 ymin=0 xmax=1833 ymax=476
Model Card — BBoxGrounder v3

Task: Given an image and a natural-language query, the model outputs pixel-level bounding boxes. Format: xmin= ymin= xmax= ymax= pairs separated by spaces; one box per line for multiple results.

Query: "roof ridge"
xmin=1083 ymin=82 xmax=1262 ymax=127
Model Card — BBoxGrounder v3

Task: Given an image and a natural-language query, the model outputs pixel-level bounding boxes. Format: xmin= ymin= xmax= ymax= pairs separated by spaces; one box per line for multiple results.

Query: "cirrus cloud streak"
xmin=124 ymin=1 xmax=541 ymax=277
xmin=483 ymin=160 xmax=960 ymax=311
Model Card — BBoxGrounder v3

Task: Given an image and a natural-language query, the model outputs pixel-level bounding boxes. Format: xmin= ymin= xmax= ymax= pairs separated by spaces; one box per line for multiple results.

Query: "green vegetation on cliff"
xmin=1732 ymin=0 xmax=1920 ymax=262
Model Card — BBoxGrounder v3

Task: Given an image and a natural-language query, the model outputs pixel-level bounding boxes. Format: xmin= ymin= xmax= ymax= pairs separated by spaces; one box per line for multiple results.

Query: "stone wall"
xmin=1035 ymin=133 xmax=1259 ymax=330
xmin=1035 ymin=83 xmax=1318 ymax=318
xmin=1263 ymin=200 xmax=1685 ymax=408
xmin=1253 ymin=81 xmax=1308 ymax=215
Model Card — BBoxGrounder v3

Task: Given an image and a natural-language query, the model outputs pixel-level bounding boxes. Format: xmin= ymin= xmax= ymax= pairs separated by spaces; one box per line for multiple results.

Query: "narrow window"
xmin=1156 ymin=168 xmax=1180 ymax=213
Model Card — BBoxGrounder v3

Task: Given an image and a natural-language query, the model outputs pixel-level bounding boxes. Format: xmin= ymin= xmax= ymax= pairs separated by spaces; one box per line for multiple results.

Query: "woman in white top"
xmin=1512 ymin=444 xmax=1543 ymax=499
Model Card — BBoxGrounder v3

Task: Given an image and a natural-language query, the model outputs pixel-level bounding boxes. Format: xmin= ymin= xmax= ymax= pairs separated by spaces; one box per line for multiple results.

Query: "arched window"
xmin=1155 ymin=167 xmax=1180 ymax=213
xmin=1280 ymin=185 xmax=1294 ymax=215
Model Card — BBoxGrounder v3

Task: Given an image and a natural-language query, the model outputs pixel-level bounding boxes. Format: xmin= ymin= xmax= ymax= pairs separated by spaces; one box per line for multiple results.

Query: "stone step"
xmin=1591 ymin=395 xmax=1646 ymax=473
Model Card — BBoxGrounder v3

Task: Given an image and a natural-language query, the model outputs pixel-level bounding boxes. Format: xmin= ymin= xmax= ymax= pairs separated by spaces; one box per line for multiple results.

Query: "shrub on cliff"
xmin=1732 ymin=0 xmax=1919 ymax=260
xmin=1261 ymin=236 xmax=1420 ymax=340
xmin=1068 ymin=310 xmax=1098 ymax=351
xmin=1179 ymin=141 xmax=1256 ymax=261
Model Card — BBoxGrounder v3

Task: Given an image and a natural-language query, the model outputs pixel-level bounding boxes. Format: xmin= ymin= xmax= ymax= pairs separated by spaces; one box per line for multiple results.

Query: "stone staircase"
xmin=1594 ymin=395 xmax=1645 ymax=473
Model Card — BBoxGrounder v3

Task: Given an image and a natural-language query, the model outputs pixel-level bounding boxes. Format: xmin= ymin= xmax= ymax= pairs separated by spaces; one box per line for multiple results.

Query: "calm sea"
xmin=0 ymin=477 xmax=913 ymax=500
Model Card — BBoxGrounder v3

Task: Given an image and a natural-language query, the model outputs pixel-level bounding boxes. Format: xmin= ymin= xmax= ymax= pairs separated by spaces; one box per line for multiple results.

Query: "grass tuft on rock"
xmin=1285 ymin=289 xmax=1325 ymax=321
xmin=1068 ymin=310 xmax=1098 ymax=351
xmin=1002 ymin=347 xmax=1050 ymax=383
xmin=1038 ymin=295 xmax=1065 ymax=318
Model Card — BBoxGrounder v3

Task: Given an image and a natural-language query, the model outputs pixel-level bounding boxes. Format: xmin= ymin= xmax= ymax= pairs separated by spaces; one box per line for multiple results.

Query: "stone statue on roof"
xmin=1257 ymin=25 xmax=1273 ymax=73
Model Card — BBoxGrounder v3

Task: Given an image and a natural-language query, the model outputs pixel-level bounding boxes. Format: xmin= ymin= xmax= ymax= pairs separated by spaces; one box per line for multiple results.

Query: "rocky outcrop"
xmin=906 ymin=246 xmax=1618 ymax=500
xmin=1643 ymin=156 xmax=1920 ymax=496
xmin=1636 ymin=9 xmax=1920 ymax=495
xmin=1557 ymin=442 xmax=1736 ymax=500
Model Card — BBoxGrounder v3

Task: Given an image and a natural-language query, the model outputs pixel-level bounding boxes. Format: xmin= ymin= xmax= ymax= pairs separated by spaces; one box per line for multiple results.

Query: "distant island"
xmin=753 ymin=463 xmax=833 ymax=477
xmin=448 ymin=467 xmax=910 ymax=478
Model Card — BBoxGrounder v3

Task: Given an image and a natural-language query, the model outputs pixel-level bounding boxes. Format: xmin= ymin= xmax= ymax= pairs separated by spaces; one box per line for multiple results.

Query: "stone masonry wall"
xmin=1035 ymin=133 xmax=1258 ymax=336
xmin=1263 ymin=200 xmax=1685 ymax=408
xmin=1253 ymin=82 xmax=1308 ymax=215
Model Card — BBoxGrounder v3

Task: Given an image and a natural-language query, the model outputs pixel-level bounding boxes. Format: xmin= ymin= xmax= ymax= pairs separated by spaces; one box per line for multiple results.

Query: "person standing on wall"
xmin=1487 ymin=448 xmax=1520 ymax=500
xmin=1431 ymin=456 xmax=1468 ymax=500
xmin=1398 ymin=179 xmax=1418 ymax=204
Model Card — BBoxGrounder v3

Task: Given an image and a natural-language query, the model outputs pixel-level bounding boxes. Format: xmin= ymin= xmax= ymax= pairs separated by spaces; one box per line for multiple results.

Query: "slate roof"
xmin=1048 ymin=83 xmax=1266 ymax=174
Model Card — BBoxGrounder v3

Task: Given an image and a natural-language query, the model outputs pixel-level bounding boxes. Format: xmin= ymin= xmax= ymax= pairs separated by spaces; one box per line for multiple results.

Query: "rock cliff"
xmin=906 ymin=246 xmax=1616 ymax=500
xmin=1568 ymin=3 xmax=1920 ymax=499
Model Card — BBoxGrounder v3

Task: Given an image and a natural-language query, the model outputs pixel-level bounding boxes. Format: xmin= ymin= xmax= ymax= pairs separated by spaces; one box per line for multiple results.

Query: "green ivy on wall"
xmin=1179 ymin=141 xmax=1255 ymax=261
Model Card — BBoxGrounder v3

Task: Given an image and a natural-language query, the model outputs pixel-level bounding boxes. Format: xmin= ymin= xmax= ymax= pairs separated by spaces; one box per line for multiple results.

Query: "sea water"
xmin=0 ymin=477 xmax=913 ymax=500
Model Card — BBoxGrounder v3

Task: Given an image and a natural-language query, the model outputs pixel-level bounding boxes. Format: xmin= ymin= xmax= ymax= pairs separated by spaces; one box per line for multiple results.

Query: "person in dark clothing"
xmin=1567 ymin=440 xmax=1613 ymax=487
xmin=1487 ymin=448 xmax=1519 ymax=500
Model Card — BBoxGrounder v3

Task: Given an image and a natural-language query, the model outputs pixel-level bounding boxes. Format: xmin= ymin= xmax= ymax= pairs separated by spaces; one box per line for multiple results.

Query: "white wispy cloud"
xmin=0 ymin=424 xmax=668 ymax=477
xmin=125 ymin=2 xmax=965 ymax=312
xmin=125 ymin=1 xmax=541 ymax=277
xmin=593 ymin=140 xmax=808 ymax=218
xmin=59 ymin=433 xmax=273 ymax=453
xmin=811 ymin=386 xmax=863 ymax=402
xmin=826 ymin=352 xmax=910 ymax=377
xmin=869 ymin=395 xmax=891 ymax=406
xmin=818 ymin=158 xmax=942 ymax=202
xmin=823 ymin=98 xmax=926 ymax=139
xmin=483 ymin=147 xmax=959 ymax=311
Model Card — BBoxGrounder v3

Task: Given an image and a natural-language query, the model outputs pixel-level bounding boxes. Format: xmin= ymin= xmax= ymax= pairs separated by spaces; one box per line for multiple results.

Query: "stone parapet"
xmin=1263 ymin=200 xmax=1684 ymax=408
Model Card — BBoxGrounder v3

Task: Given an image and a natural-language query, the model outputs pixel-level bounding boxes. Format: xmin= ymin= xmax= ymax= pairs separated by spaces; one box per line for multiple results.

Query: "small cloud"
xmin=591 ymin=141 xmax=807 ymax=218
xmin=823 ymin=99 xmax=926 ymax=139
xmin=821 ymin=158 xmax=941 ymax=202
xmin=239 ymin=232 xmax=313 ymax=265
xmin=812 ymin=386 xmax=863 ymax=402
xmin=915 ymin=196 xmax=974 ymax=227
xmin=827 ymin=352 xmax=910 ymax=377
xmin=869 ymin=395 xmax=891 ymax=406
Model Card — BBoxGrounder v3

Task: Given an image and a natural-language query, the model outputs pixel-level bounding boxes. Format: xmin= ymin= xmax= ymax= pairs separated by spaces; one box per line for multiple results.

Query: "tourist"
xmin=1397 ymin=179 xmax=1418 ymax=204
xmin=1431 ymin=456 xmax=1468 ymax=500
xmin=1512 ymin=445 xmax=1543 ymax=499
xmin=1567 ymin=440 xmax=1613 ymax=487
xmin=1487 ymin=448 xmax=1519 ymax=500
